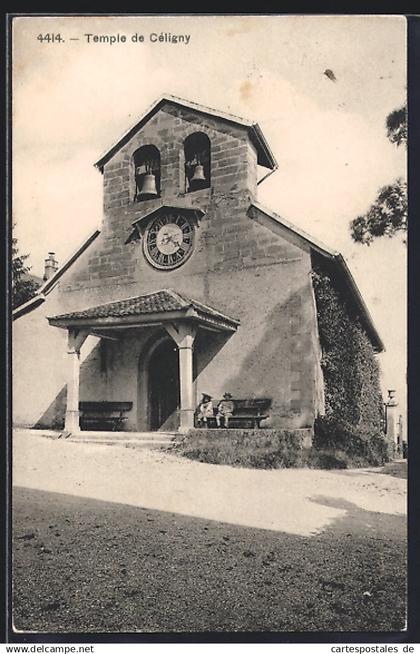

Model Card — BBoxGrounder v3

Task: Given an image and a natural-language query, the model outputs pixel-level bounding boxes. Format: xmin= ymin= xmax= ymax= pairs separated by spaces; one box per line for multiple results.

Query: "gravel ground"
xmin=12 ymin=431 xmax=407 ymax=634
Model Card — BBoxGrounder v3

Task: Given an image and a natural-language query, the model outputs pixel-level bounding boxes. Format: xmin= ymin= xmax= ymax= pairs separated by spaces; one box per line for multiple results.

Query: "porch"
xmin=47 ymin=289 xmax=239 ymax=435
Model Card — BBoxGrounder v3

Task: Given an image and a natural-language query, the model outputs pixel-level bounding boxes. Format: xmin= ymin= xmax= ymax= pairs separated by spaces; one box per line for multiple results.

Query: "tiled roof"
xmin=48 ymin=289 xmax=240 ymax=326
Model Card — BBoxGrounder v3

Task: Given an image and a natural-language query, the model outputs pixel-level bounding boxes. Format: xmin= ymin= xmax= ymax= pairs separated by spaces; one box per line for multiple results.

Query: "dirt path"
xmin=12 ymin=431 xmax=407 ymax=633
xmin=13 ymin=431 xmax=406 ymax=537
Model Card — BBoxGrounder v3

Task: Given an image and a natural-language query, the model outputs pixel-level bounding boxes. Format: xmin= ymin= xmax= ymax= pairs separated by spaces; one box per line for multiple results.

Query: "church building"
xmin=13 ymin=95 xmax=383 ymax=436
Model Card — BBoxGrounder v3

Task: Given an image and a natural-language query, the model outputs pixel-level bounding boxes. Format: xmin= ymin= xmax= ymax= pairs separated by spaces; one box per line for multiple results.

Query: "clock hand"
xmin=160 ymin=233 xmax=172 ymax=245
xmin=167 ymin=234 xmax=181 ymax=247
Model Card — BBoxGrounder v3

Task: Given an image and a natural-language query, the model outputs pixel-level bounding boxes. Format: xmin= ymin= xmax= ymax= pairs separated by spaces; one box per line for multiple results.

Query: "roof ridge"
xmin=164 ymin=289 xmax=190 ymax=307
xmin=159 ymin=93 xmax=254 ymax=126
xmin=50 ymin=288 xmax=178 ymax=317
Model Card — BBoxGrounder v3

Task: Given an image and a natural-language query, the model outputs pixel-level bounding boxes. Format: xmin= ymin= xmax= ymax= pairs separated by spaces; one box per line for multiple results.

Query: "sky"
xmin=12 ymin=15 xmax=407 ymax=427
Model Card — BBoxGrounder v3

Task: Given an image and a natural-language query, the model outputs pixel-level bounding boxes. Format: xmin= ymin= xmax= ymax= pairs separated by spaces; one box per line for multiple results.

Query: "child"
xmin=197 ymin=393 xmax=214 ymax=427
xmin=216 ymin=393 xmax=234 ymax=428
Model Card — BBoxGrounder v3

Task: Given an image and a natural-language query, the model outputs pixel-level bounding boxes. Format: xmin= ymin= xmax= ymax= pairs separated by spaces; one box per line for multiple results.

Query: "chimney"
xmin=43 ymin=252 xmax=58 ymax=281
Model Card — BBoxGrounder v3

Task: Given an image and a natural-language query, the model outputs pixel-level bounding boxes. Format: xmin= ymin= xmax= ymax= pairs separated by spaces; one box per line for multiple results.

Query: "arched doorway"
xmin=148 ymin=338 xmax=180 ymax=430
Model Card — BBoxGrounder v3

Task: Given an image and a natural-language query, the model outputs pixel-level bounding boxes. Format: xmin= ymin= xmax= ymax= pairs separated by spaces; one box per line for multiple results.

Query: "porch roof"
xmin=47 ymin=289 xmax=240 ymax=333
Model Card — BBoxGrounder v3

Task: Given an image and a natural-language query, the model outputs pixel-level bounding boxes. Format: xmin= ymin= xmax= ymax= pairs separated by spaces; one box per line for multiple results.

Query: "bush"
xmin=170 ymin=428 xmax=310 ymax=469
xmin=313 ymin=415 xmax=390 ymax=467
xmin=311 ymin=263 xmax=387 ymax=467
xmin=303 ymin=448 xmax=351 ymax=469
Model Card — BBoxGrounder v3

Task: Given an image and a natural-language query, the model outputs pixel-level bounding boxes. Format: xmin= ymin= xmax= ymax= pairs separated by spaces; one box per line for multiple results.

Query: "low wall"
xmin=170 ymin=428 xmax=313 ymax=469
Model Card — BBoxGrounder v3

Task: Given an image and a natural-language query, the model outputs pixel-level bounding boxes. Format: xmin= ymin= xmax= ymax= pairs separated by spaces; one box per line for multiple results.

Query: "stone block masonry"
xmin=102 ymin=105 xmax=258 ymax=213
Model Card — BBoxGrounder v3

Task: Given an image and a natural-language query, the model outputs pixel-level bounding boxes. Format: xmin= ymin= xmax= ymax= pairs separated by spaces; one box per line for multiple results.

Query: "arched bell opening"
xmin=184 ymin=132 xmax=211 ymax=193
xmin=133 ymin=145 xmax=161 ymax=202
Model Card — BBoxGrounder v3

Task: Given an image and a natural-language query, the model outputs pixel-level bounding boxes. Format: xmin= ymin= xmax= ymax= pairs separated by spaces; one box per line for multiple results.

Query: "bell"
xmin=191 ymin=164 xmax=206 ymax=182
xmin=139 ymin=173 xmax=157 ymax=198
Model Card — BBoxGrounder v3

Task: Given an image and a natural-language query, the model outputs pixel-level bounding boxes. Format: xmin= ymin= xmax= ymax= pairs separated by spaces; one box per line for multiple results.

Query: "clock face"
xmin=143 ymin=212 xmax=195 ymax=269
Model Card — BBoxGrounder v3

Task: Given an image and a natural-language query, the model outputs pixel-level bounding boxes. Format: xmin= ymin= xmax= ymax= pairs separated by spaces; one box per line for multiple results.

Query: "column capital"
xmin=165 ymin=321 xmax=197 ymax=349
xmin=68 ymin=328 xmax=89 ymax=354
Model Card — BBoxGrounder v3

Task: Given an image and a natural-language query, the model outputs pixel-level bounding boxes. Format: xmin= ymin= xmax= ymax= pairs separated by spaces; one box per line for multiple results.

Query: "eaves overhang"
xmin=132 ymin=204 xmax=205 ymax=228
xmin=12 ymin=295 xmax=45 ymax=320
xmin=125 ymin=204 xmax=206 ymax=244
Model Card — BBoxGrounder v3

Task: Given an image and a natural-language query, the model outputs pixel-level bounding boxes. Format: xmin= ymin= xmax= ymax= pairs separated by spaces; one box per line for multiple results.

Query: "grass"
xmin=170 ymin=429 xmax=394 ymax=471
xmin=171 ymin=428 xmax=310 ymax=469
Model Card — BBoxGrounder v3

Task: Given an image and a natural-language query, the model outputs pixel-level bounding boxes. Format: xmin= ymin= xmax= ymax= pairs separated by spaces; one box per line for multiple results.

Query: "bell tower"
xmin=70 ymin=95 xmax=279 ymax=292
xmin=96 ymin=95 xmax=277 ymax=221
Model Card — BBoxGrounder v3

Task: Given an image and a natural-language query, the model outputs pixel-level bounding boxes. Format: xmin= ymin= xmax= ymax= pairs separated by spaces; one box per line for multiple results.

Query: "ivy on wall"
xmin=311 ymin=265 xmax=387 ymax=464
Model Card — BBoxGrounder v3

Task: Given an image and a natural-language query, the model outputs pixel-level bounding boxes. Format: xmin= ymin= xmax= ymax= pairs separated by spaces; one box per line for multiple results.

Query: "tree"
xmin=386 ymin=105 xmax=407 ymax=146
xmin=12 ymin=228 xmax=40 ymax=309
xmin=350 ymin=105 xmax=407 ymax=245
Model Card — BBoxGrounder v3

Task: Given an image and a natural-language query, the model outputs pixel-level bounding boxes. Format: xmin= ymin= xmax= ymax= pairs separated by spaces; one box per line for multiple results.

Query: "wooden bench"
xmin=197 ymin=398 xmax=272 ymax=429
xmin=79 ymin=401 xmax=133 ymax=431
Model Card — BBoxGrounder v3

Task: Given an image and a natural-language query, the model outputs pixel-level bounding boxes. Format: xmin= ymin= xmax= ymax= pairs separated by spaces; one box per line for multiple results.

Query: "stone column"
xmin=165 ymin=322 xmax=197 ymax=433
xmin=385 ymin=389 xmax=398 ymax=454
xmin=65 ymin=329 xmax=88 ymax=434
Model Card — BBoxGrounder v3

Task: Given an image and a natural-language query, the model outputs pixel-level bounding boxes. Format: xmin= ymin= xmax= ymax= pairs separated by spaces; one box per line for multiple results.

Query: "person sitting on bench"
xmin=216 ymin=393 xmax=235 ymax=428
xmin=197 ymin=393 xmax=214 ymax=427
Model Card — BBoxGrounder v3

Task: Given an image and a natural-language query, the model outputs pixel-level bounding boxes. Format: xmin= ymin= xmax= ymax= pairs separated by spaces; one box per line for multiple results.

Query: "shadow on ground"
xmin=13 ymin=487 xmax=406 ymax=634
xmin=309 ymin=495 xmax=406 ymax=540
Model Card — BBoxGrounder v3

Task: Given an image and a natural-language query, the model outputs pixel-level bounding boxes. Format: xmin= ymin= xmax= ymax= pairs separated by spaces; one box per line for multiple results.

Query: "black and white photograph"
xmin=10 ymin=14 xmax=408 ymax=637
